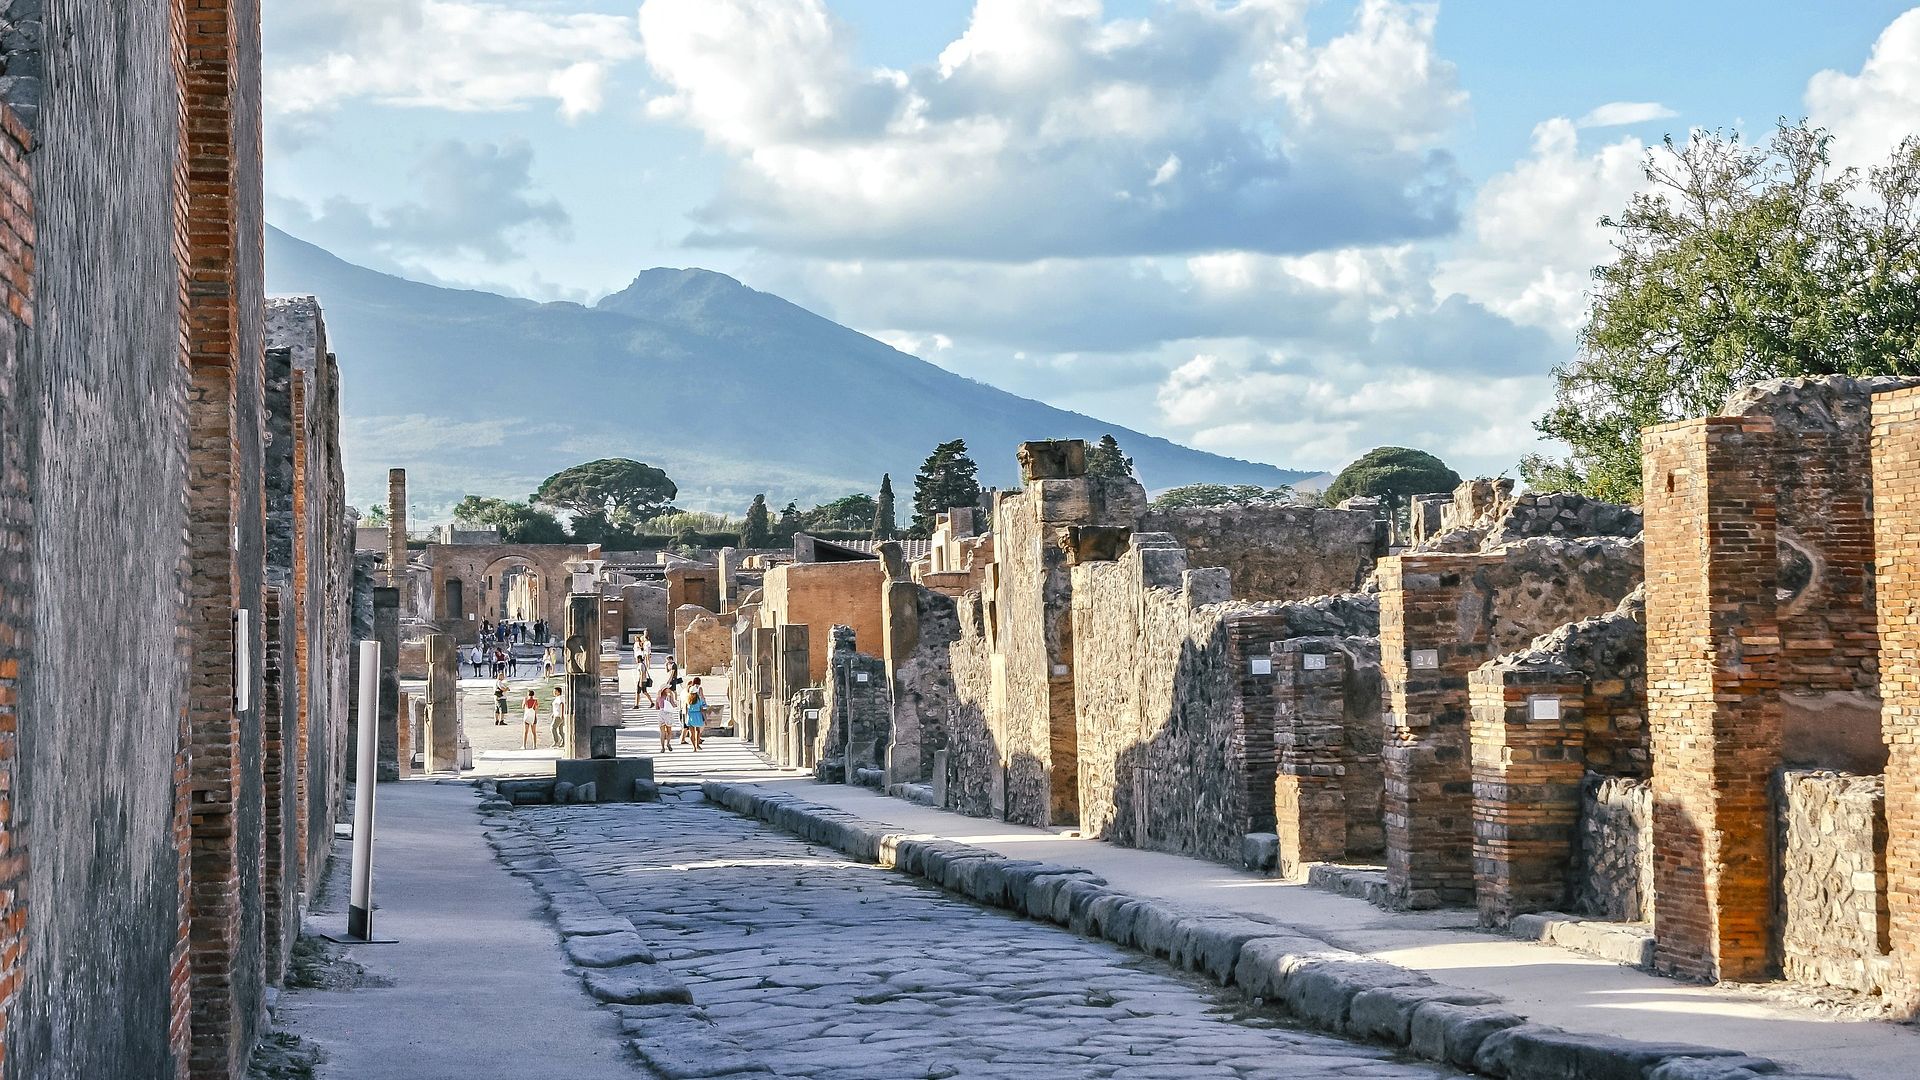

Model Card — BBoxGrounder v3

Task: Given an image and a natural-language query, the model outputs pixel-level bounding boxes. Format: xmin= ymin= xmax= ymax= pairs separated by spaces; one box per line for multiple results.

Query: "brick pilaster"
xmin=1379 ymin=552 xmax=1506 ymax=908
xmin=1469 ymin=663 xmax=1586 ymax=926
xmin=1642 ymin=416 xmax=1781 ymax=982
xmin=0 ymin=104 xmax=32 ymax=1076
xmin=1274 ymin=644 xmax=1349 ymax=877
xmin=1872 ymin=386 xmax=1920 ymax=1014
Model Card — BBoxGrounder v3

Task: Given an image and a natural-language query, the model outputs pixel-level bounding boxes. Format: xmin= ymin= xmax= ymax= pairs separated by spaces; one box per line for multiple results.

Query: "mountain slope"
xmin=264 ymin=227 xmax=1309 ymax=516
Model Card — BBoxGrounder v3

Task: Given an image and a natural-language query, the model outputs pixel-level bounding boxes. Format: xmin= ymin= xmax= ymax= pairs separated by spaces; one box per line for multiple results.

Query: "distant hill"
xmin=264 ymin=227 xmax=1311 ymax=518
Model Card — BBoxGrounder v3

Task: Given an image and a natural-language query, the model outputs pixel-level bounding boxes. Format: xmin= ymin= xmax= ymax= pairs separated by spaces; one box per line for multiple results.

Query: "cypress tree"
xmin=741 ymin=494 xmax=774 ymax=548
xmin=872 ymin=474 xmax=897 ymax=539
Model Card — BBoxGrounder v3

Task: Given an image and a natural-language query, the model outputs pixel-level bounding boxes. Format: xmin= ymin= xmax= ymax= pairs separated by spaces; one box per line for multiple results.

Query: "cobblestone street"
xmin=513 ymin=797 xmax=1460 ymax=1080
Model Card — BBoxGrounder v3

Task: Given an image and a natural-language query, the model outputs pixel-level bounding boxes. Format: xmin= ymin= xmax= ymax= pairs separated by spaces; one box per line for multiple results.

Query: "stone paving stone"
xmin=512 ymin=801 xmax=1463 ymax=1079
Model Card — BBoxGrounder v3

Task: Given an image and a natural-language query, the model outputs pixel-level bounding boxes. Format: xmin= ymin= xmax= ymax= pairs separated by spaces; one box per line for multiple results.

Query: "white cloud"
xmin=1807 ymin=8 xmax=1920 ymax=169
xmin=1576 ymin=101 xmax=1677 ymax=129
xmin=271 ymin=140 xmax=570 ymax=269
xmin=637 ymin=0 xmax=1467 ymax=259
xmin=265 ymin=0 xmax=642 ymax=120
xmin=1437 ymin=117 xmax=1647 ymax=331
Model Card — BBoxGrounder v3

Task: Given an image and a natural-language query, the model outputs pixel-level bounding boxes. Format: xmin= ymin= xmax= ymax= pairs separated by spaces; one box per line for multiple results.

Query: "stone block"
xmin=1241 ymin=832 xmax=1280 ymax=873
xmin=589 ymin=726 xmax=617 ymax=759
xmin=555 ymin=757 xmax=655 ymax=801
xmin=584 ymin=965 xmax=694 ymax=1006
xmin=1017 ymin=439 xmax=1087 ymax=481
xmin=1347 ymin=984 xmax=1501 ymax=1045
xmin=1470 ymin=1024 xmax=1751 ymax=1080
xmin=564 ymin=931 xmax=656 ymax=968
xmin=1060 ymin=524 xmax=1131 ymax=565
xmin=1407 ymin=1001 xmax=1525 ymax=1069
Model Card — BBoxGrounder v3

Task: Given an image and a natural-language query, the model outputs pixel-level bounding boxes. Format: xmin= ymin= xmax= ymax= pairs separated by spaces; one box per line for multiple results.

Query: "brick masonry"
xmin=1871 ymin=384 xmax=1920 ymax=1013
xmin=1641 ymin=416 xmax=1781 ymax=982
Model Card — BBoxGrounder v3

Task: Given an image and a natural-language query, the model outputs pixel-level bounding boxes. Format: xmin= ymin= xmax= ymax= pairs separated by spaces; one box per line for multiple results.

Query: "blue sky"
xmin=266 ymin=1 xmax=1920 ymax=479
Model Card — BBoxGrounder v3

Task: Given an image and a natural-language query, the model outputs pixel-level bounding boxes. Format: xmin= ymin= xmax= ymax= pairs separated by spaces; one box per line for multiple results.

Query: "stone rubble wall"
xmin=1419 ymin=478 xmax=1642 ymax=555
xmin=1141 ymin=503 xmax=1377 ymax=602
xmin=1575 ymin=775 xmax=1654 ymax=923
xmin=883 ymin=581 xmax=960 ymax=787
xmin=1779 ymin=770 xmax=1890 ymax=994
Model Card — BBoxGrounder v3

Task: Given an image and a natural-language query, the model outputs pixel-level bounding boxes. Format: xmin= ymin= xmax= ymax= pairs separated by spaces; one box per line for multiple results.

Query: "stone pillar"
xmin=1469 ymin=663 xmax=1587 ymax=927
xmin=424 ymin=632 xmax=459 ymax=772
xmin=373 ymin=586 xmax=400 ymax=781
xmin=775 ymin=624 xmax=810 ymax=766
xmin=394 ymin=691 xmax=415 ymax=778
xmin=1378 ymin=552 xmax=1505 ymax=908
xmin=825 ymin=626 xmax=890 ymax=783
xmin=1275 ymin=643 xmax=1350 ymax=879
xmin=1873 ymin=386 xmax=1920 ymax=1013
xmin=567 ymin=591 xmax=601 ymax=757
xmin=386 ymin=467 xmax=407 ymax=591
xmin=1641 ymin=416 xmax=1780 ymax=981
xmin=718 ymin=547 xmax=740 ymax=612
xmin=753 ymin=625 xmax=777 ymax=749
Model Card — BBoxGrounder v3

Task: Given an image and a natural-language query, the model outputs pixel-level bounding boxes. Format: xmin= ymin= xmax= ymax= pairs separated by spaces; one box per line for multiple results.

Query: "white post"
xmin=349 ymin=639 xmax=380 ymax=940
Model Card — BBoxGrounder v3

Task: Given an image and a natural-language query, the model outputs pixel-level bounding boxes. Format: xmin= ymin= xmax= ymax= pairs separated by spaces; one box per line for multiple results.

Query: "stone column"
xmin=1275 ymin=643 xmax=1350 ymax=879
xmin=1378 ymin=552 xmax=1506 ymax=908
xmin=386 ymin=467 xmax=407 ymax=591
xmin=775 ymin=624 xmax=810 ymax=766
xmin=566 ymin=591 xmax=601 ymax=757
xmin=1641 ymin=416 xmax=1780 ymax=981
xmin=424 ymin=632 xmax=459 ymax=772
xmin=1873 ymin=386 xmax=1920 ymax=1013
xmin=753 ymin=626 xmax=777 ymax=749
xmin=373 ymin=586 xmax=400 ymax=780
xmin=1469 ymin=663 xmax=1587 ymax=927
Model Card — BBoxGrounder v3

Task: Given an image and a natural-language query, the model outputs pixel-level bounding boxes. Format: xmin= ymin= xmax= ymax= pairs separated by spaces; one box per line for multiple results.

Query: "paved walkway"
xmin=679 ymin=736 xmax=1918 ymax=1079
xmin=274 ymin=782 xmax=635 ymax=1079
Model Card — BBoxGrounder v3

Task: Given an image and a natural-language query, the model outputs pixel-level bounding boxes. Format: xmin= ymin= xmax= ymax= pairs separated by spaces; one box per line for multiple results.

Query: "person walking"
xmin=494 ymin=676 xmax=510 ymax=726
xmin=684 ymin=677 xmax=708 ymax=751
xmin=550 ymin=686 xmax=567 ymax=750
xmin=653 ymin=683 xmax=674 ymax=753
xmin=521 ymin=689 xmax=539 ymax=749
xmin=655 ymin=683 xmax=680 ymax=749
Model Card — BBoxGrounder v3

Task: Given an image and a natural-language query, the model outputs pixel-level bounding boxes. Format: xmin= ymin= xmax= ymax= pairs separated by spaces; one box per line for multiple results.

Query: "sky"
xmin=265 ymin=0 xmax=1920 ymax=480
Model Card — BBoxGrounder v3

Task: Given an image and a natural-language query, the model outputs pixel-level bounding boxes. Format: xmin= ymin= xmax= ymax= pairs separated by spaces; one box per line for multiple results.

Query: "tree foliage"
xmin=873 ymin=473 xmax=897 ymax=540
xmin=534 ymin=458 xmax=678 ymax=523
xmin=741 ymin=494 xmax=774 ymax=548
xmin=1148 ymin=483 xmax=1296 ymax=512
xmin=799 ymin=493 xmax=877 ymax=532
xmin=1086 ymin=434 xmax=1134 ymax=481
xmin=910 ymin=439 xmax=982 ymax=537
xmin=1324 ymin=447 xmax=1459 ymax=510
xmin=1526 ymin=121 xmax=1920 ymax=501
xmin=360 ymin=504 xmax=388 ymax=527
xmin=774 ymin=501 xmax=803 ymax=545
xmin=451 ymin=495 xmax=569 ymax=544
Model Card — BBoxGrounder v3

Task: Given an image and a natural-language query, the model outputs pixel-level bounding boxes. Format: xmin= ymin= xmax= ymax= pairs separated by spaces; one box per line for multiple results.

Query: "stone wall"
xmin=1872 ymin=384 xmax=1920 ymax=1013
xmin=1141 ymin=504 xmax=1376 ymax=601
xmin=678 ymin=610 xmax=735 ymax=676
xmin=622 ymin=582 xmax=669 ymax=641
xmin=1422 ymin=478 xmax=1643 ymax=554
xmin=758 ymin=560 xmax=886 ymax=684
xmin=1576 ymin=775 xmax=1654 ymax=922
xmin=425 ymin=543 xmax=600 ymax=645
xmin=1779 ymin=770 xmax=1890 ymax=994
xmin=882 ymin=580 xmax=959 ymax=786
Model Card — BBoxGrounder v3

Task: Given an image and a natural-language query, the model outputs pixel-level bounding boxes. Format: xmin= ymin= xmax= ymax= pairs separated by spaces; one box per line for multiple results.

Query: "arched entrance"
xmin=483 ymin=555 xmax=545 ymax=624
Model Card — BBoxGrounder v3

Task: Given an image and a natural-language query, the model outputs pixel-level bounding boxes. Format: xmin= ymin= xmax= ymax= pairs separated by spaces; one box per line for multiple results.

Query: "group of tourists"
xmin=630 ymin=634 xmax=707 ymax=753
xmin=492 ymin=675 xmax=567 ymax=751
xmin=479 ymin=617 xmax=547 ymax=645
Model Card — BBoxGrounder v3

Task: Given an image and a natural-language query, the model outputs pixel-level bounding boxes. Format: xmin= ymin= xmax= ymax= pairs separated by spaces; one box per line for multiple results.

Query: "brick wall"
xmin=1870 ymin=384 xmax=1920 ymax=1013
xmin=1274 ymin=630 xmax=1383 ymax=877
xmin=757 ymin=560 xmax=886 ymax=684
xmin=1641 ymin=416 xmax=1780 ymax=982
xmin=0 ymin=98 xmax=30 ymax=1080
xmin=1468 ymin=663 xmax=1587 ymax=927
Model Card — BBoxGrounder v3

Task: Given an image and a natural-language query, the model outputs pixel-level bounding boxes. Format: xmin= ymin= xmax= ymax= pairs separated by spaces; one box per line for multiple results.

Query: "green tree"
xmin=451 ymin=495 xmax=568 ymax=544
xmin=910 ymin=439 xmax=982 ymax=537
xmin=534 ymin=458 xmax=678 ymax=524
xmin=741 ymin=494 xmax=774 ymax=548
xmin=800 ymin=492 xmax=878 ymax=531
xmin=1085 ymin=434 xmax=1134 ymax=481
xmin=774 ymin=501 xmax=803 ymax=545
xmin=872 ymin=473 xmax=897 ymax=539
xmin=1323 ymin=447 xmax=1459 ymax=515
xmin=360 ymin=504 xmax=388 ymax=527
xmin=1526 ymin=121 xmax=1920 ymax=501
xmin=1148 ymin=483 xmax=1295 ymax=512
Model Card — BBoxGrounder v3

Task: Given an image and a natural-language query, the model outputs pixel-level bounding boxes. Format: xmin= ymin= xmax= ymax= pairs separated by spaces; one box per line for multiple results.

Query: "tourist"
xmin=636 ymin=633 xmax=651 ymax=677
xmin=521 ymin=689 xmax=539 ymax=749
xmin=467 ymin=643 xmax=486 ymax=677
xmin=655 ymin=683 xmax=680 ymax=748
xmin=655 ymin=686 xmax=675 ymax=754
xmin=550 ymin=686 xmax=567 ymax=750
xmin=493 ymin=675 xmax=509 ymax=726
xmin=684 ymin=677 xmax=707 ymax=751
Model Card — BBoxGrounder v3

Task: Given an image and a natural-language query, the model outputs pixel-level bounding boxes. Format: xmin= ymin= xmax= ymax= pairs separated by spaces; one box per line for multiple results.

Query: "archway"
xmin=482 ymin=555 xmax=545 ymax=625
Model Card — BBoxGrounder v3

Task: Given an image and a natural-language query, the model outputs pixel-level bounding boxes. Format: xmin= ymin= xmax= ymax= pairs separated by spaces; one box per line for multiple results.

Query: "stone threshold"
xmin=1508 ymin=912 xmax=1657 ymax=970
xmin=704 ymin=781 xmax=1842 ymax=1080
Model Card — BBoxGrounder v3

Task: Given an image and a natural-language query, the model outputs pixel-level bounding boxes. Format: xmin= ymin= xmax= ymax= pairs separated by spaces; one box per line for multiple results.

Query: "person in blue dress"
xmin=684 ymin=677 xmax=707 ymax=751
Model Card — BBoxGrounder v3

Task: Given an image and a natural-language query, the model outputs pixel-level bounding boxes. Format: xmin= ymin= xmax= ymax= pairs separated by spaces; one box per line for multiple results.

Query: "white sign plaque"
xmin=1411 ymin=649 xmax=1439 ymax=670
xmin=1528 ymin=695 xmax=1562 ymax=721
xmin=1248 ymin=656 xmax=1272 ymax=676
xmin=1303 ymin=654 xmax=1328 ymax=671
xmin=856 ymin=672 xmax=870 ymax=684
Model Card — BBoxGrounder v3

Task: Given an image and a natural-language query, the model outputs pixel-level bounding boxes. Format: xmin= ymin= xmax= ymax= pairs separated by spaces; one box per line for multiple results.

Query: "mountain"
xmin=264 ymin=227 xmax=1311 ymax=518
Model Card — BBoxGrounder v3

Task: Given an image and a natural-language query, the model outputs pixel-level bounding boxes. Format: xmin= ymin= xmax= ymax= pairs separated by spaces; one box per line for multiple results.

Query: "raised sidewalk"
xmin=695 ymin=738 xmax=1917 ymax=1080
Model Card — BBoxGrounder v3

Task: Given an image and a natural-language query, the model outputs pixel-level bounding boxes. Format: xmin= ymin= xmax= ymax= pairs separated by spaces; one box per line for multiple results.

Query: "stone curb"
xmin=702 ymin=781 xmax=1835 ymax=1080
xmin=472 ymin=780 xmax=775 ymax=1076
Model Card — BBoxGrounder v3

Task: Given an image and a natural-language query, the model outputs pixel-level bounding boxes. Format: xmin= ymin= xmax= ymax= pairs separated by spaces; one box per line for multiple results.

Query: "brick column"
xmin=1642 ymin=416 xmax=1780 ymax=981
xmin=372 ymin=587 xmax=399 ymax=780
xmin=1379 ymin=553 xmax=1504 ymax=908
xmin=385 ymin=468 xmax=406 ymax=591
xmin=1872 ymin=387 xmax=1920 ymax=1013
xmin=288 ymin=374 xmax=312 ymax=896
xmin=1470 ymin=663 xmax=1586 ymax=926
xmin=1274 ymin=644 xmax=1349 ymax=878
xmin=0 ymin=104 xmax=31 ymax=1077
xmin=424 ymin=633 xmax=459 ymax=772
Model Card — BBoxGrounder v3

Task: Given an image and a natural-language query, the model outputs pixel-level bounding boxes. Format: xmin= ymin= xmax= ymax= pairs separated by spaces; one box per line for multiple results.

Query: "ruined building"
xmin=0 ymin=5 xmax=357 ymax=1077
